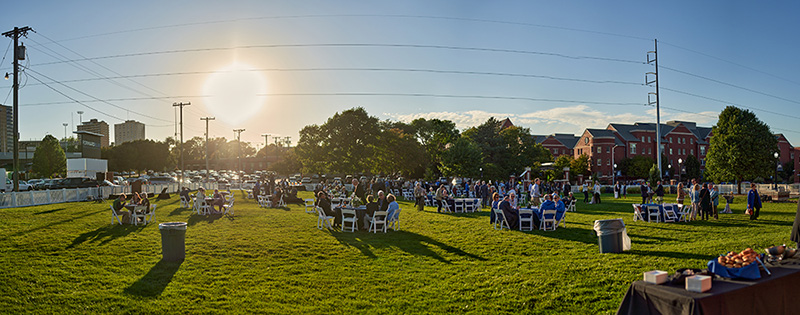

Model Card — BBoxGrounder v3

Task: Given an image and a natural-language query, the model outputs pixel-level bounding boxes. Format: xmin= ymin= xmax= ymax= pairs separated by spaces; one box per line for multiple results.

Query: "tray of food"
xmin=707 ymin=248 xmax=762 ymax=280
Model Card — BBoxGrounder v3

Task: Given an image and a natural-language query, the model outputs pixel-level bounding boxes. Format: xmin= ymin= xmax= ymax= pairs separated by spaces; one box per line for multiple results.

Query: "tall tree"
xmin=31 ymin=135 xmax=66 ymax=178
xmin=684 ymin=154 xmax=702 ymax=181
xmin=462 ymin=118 xmax=549 ymax=179
xmin=439 ymin=137 xmax=483 ymax=178
xmin=618 ymin=156 xmax=654 ymax=180
xmin=295 ymin=107 xmax=381 ymax=174
xmin=705 ymin=106 xmax=777 ymax=193
xmin=410 ymin=118 xmax=459 ymax=176
xmin=571 ymin=154 xmax=592 ymax=179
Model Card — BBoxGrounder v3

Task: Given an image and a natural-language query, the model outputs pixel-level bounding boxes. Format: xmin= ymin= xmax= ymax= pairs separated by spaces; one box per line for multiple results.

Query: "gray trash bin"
xmin=593 ymin=219 xmax=624 ymax=253
xmin=159 ymin=222 xmax=187 ymax=261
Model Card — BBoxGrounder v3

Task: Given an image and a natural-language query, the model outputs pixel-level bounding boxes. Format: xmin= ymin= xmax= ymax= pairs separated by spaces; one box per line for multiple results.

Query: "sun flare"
xmin=202 ymin=62 xmax=268 ymax=126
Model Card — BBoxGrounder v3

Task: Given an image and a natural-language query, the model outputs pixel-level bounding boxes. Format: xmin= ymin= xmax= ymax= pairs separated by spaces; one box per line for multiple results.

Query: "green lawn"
xmin=0 ymin=191 xmax=797 ymax=314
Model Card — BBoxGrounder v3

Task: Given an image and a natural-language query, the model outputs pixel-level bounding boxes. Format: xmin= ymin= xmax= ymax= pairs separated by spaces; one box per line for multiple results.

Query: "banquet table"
xmin=617 ymin=265 xmax=800 ymax=315
xmin=339 ymin=206 xmax=370 ymax=230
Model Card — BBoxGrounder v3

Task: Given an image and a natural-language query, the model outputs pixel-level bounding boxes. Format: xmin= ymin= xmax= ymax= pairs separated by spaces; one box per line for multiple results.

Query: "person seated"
xmin=272 ymin=187 xmax=284 ymax=205
xmin=377 ymin=190 xmax=388 ymax=212
xmin=131 ymin=192 xmax=143 ymax=205
xmin=538 ymin=194 xmax=556 ymax=227
xmin=212 ymin=189 xmax=225 ymax=213
xmin=489 ymin=192 xmax=501 ymax=224
xmin=499 ymin=195 xmax=518 ymax=229
xmin=317 ymin=191 xmax=334 ymax=217
xmin=386 ymin=194 xmax=400 ymax=222
xmin=554 ymin=194 xmax=566 ymax=222
xmin=179 ymin=187 xmax=191 ymax=202
xmin=363 ymin=195 xmax=378 ymax=228
xmin=508 ymin=191 xmax=518 ymax=210
xmin=113 ymin=194 xmax=131 ymax=224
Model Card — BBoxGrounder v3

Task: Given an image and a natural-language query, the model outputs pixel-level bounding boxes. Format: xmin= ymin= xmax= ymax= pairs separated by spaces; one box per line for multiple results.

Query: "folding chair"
xmin=276 ymin=195 xmax=286 ymax=207
xmin=369 ymin=211 xmax=388 ymax=233
xmin=110 ymin=205 xmax=123 ymax=225
xmin=632 ymin=204 xmax=645 ymax=222
xmin=662 ymin=204 xmax=678 ymax=222
xmin=304 ymin=198 xmax=316 ymax=213
xmin=518 ymin=209 xmax=535 ymax=231
xmin=425 ymin=196 xmax=433 ymax=207
xmin=567 ymin=201 xmax=576 ymax=212
xmin=387 ymin=208 xmax=401 ymax=230
xmin=131 ymin=205 xmax=148 ymax=226
xmin=341 ymin=209 xmax=358 ymax=232
xmin=677 ymin=204 xmax=690 ymax=221
xmin=146 ymin=204 xmax=157 ymax=224
xmin=540 ymin=209 xmax=558 ymax=231
xmin=647 ymin=204 xmax=661 ymax=223
xmin=223 ymin=197 xmax=235 ymax=216
xmin=317 ymin=207 xmax=334 ymax=230
xmin=464 ymin=199 xmax=474 ymax=212
xmin=454 ymin=199 xmax=464 ymax=213
xmin=440 ymin=200 xmax=452 ymax=213
xmin=194 ymin=197 xmax=212 ymax=216
xmin=493 ymin=207 xmax=510 ymax=230
xmin=180 ymin=195 xmax=191 ymax=208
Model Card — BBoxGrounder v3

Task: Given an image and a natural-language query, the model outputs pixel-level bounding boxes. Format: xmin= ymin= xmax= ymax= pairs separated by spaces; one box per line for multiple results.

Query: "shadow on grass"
xmin=187 ymin=213 xmax=232 ymax=226
xmin=33 ymin=207 xmax=66 ymax=215
xmin=331 ymin=230 xmax=486 ymax=263
xmin=123 ymin=260 xmax=182 ymax=297
xmin=1 ymin=208 xmax=105 ymax=241
xmin=169 ymin=206 xmax=192 ymax=216
xmin=625 ymin=248 xmax=714 ymax=261
xmin=68 ymin=224 xmax=146 ymax=248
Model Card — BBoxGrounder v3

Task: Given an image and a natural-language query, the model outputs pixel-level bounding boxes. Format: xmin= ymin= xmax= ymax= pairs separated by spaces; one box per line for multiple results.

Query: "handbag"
xmin=745 ymin=207 xmax=753 ymax=215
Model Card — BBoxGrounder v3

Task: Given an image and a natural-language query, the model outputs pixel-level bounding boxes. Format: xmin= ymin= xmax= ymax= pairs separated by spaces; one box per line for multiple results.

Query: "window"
xmin=641 ymin=136 xmax=645 ymax=142
xmin=648 ymin=148 xmax=652 ymax=154
xmin=597 ymin=158 xmax=602 ymax=166
xmin=690 ymin=149 xmax=694 ymax=156
xmin=701 ymin=159 xmax=705 ymax=166
xmin=660 ymin=144 xmax=665 ymax=152
xmin=669 ymin=137 xmax=673 ymax=143
xmin=606 ymin=146 xmax=610 ymax=153
xmin=597 ymin=146 xmax=602 ymax=153
xmin=669 ymin=148 xmax=673 ymax=155
xmin=630 ymin=143 xmax=637 ymax=154
xmin=648 ymin=136 xmax=651 ymax=143
xmin=690 ymin=138 xmax=694 ymax=144
xmin=607 ymin=159 xmax=610 ymax=165
xmin=700 ymin=146 xmax=706 ymax=156
xmin=584 ymin=137 xmax=589 ymax=144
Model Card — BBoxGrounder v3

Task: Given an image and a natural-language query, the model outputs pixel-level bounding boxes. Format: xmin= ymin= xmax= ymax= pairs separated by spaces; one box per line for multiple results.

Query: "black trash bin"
xmin=593 ymin=219 xmax=625 ymax=253
xmin=159 ymin=222 xmax=187 ymax=261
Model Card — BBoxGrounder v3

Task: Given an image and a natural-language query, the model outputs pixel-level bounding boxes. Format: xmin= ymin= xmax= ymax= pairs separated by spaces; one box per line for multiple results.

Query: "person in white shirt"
xmin=530 ymin=178 xmax=541 ymax=207
xmin=593 ymin=182 xmax=602 ymax=204
xmin=582 ymin=182 xmax=589 ymax=203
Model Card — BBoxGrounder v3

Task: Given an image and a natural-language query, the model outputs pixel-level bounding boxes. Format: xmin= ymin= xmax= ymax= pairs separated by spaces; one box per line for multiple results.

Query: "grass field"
xmin=0 ymin=191 xmax=797 ymax=314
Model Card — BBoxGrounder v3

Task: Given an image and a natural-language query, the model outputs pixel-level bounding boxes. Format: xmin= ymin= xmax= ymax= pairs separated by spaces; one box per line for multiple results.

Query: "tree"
xmin=705 ymin=106 xmax=777 ymax=193
xmin=571 ymin=154 xmax=591 ymax=179
xmin=372 ymin=127 xmax=426 ymax=178
xmin=684 ymin=154 xmax=701 ymax=181
xmin=410 ymin=118 xmax=459 ymax=177
xmin=618 ymin=156 xmax=654 ymax=180
xmin=439 ymin=137 xmax=483 ymax=178
xmin=107 ymin=140 xmax=171 ymax=172
xmin=32 ymin=135 xmax=66 ymax=178
xmin=295 ymin=107 xmax=381 ymax=174
xmin=553 ymin=155 xmax=574 ymax=181
xmin=648 ymin=164 xmax=660 ymax=187
xmin=462 ymin=118 xmax=549 ymax=179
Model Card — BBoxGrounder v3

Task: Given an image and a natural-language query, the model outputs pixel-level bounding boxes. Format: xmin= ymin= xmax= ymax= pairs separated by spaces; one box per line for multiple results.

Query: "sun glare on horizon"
xmin=202 ymin=62 xmax=268 ymax=126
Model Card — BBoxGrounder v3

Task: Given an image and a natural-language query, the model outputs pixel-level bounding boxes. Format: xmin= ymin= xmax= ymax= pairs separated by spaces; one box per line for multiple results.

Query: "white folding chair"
xmin=425 ymin=196 xmax=433 ymax=207
xmin=276 ymin=195 xmax=286 ymax=207
xmin=440 ymin=200 xmax=452 ymax=213
xmin=304 ymin=198 xmax=316 ymax=213
xmin=369 ymin=211 xmax=388 ymax=233
xmin=317 ymin=207 xmax=334 ymax=230
xmin=341 ymin=209 xmax=358 ymax=232
xmin=662 ymin=204 xmax=678 ymax=222
xmin=387 ymin=208 xmax=401 ymax=231
xmin=518 ymin=209 xmax=535 ymax=231
xmin=647 ymin=204 xmax=661 ymax=223
xmin=195 ymin=197 xmax=212 ymax=216
xmin=540 ymin=209 xmax=558 ymax=231
xmin=555 ymin=210 xmax=566 ymax=228
xmin=180 ymin=195 xmax=190 ymax=208
xmin=146 ymin=204 xmax=157 ymax=224
xmin=463 ymin=199 xmax=474 ymax=212
xmin=677 ymin=204 xmax=690 ymax=221
xmin=223 ymin=197 xmax=235 ymax=216
xmin=567 ymin=201 xmax=576 ymax=212
xmin=454 ymin=199 xmax=464 ymax=213
xmin=632 ymin=204 xmax=645 ymax=222
xmin=131 ymin=205 xmax=148 ymax=226
xmin=110 ymin=205 xmax=123 ymax=225
xmin=493 ymin=207 xmax=510 ymax=230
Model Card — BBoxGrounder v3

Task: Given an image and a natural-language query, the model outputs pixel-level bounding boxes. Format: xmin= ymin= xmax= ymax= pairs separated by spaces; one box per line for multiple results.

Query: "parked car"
xmin=17 ymin=180 xmax=33 ymax=191
xmin=50 ymin=177 xmax=100 ymax=189
xmin=149 ymin=176 xmax=177 ymax=185
xmin=43 ymin=179 xmax=62 ymax=190
xmin=27 ymin=179 xmax=44 ymax=189
xmin=242 ymin=180 xmax=258 ymax=190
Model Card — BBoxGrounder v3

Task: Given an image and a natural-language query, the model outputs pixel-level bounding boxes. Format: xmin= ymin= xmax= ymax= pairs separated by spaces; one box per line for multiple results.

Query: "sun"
xmin=202 ymin=62 xmax=268 ymax=126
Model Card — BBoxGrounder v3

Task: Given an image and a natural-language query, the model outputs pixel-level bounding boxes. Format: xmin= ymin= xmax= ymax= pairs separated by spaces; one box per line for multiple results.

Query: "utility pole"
xmin=173 ymin=101 xmax=190 ymax=189
xmin=77 ymin=110 xmax=84 ymax=126
xmin=201 ymin=117 xmax=215 ymax=181
xmin=234 ymin=129 xmax=245 ymax=176
xmin=62 ymin=123 xmax=68 ymax=152
xmin=262 ymin=134 xmax=270 ymax=171
xmin=647 ymin=39 xmax=662 ymax=179
xmin=4 ymin=26 xmax=32 ymax=191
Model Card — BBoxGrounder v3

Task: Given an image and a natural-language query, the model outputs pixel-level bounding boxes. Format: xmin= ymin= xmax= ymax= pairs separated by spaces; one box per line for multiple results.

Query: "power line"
xmin=25 ymin=71 xmax=125 ymax=121
xmin=20 ymin=43 xmax=645 ymax=69
xmin=660 ymin=86 xmax=800 ymax=120
xmin=257 ymin=92 xmax=646 ymax=106
xmin=660 ymin=65 xmax=800 ymax=107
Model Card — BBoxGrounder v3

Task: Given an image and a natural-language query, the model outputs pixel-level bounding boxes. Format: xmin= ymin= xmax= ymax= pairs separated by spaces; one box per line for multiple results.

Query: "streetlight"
xmin=62 ymin=123 xmax=68 ymax=152
xmin=774 ymin=152 xmax=780 ymax=190
xmin=613 ymin=163 xmax=618 ymax=184
xmin=479 ymin=167 xmax=483 ymax=180
xmin=77 ymin=111 xmax=84 ymax=127
xmin=678 ymin=158 xmax=683 ymax=182
xmin=611 ymin=144 xmax=621 ymax=184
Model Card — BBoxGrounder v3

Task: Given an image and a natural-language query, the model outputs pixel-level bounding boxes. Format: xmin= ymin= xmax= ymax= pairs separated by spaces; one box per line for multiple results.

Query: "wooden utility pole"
xmin=173 ymin=102 xmax=191 ymax=188
xmin=3 ymin=26 xmax=32 ymax=191
xmin=201 ymin=117 xmax=215 ymax=181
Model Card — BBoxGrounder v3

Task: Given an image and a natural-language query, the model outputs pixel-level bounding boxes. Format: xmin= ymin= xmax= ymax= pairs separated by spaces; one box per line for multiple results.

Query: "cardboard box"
xmin=685 ymin=275 xmax=712 ymax=293
xmin=643 ymin=270 xmax=668 ymax=284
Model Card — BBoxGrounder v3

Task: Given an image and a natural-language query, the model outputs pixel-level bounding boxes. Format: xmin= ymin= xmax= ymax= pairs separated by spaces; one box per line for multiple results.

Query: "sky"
xmin=2 ymin=0 xmax=799 ymax=151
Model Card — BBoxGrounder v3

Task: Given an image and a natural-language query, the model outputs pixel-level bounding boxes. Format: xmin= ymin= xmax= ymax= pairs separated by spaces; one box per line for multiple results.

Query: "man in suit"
xmin=377 ymin=190 xmax=388 ymax=212
xmin=480 ymin=181 xmax=489 ymax=208
xmin=352 ymin=179 xmax=366 ymax=204
xmin=654 ymin=180 xmax=665 ymax=204
xmin=499 ymin=195 xmax=518 ymax=229
xmin=640 ymin=181 xmax=649 ymax=204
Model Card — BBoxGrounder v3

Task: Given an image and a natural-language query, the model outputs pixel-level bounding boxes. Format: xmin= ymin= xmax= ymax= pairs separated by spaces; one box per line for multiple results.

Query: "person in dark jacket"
xmin=640 ymin=182 xmax=649 ymax=204
xmin=654 ymin=181 xmax=665 ymax=204
xmin=747 ymin=183 xmax=762 ymax=220
xmin=699 ymin=183 xmax=712 ymax=220
xmin=792 ymin=199 xmax=800 ymax=249
xmin=499 ymin=195 xmax=518 ymax=229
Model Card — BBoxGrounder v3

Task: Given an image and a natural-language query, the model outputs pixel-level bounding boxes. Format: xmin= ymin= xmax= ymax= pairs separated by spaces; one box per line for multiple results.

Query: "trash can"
xmin=159 ymin=222 xmax=187 ymax=261
xmin=593 ymin=219 xmax=627 ymax=253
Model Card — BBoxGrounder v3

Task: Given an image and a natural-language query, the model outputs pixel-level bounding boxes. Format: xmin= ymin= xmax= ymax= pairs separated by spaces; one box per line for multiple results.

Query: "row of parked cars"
xmin=24 ymin=178 xmax=113 ymax=190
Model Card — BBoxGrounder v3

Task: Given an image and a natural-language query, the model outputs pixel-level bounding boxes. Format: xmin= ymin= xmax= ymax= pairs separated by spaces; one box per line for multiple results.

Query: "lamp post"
xmin=678 ymin=158 xmax=683 ymax=182
xmin=774 ymin=152 xmax=780 ymax=190
xmin=480 ymin=167 xmax=483 ymax=180
xmin=613 ymin=163 xmax=617 ymax=184
xmin=611 ymin=144 xmax=621 ymax=184
xmin=62 ymin=123 xmax=68 ymax=152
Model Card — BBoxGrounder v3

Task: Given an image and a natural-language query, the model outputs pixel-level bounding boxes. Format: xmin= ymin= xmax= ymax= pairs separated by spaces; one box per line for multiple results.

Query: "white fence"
xmin=0 ymin=182 xmax=219 ymax=209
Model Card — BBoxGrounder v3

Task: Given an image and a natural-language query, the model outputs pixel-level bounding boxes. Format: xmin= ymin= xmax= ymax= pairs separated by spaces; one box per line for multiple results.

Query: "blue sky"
xmin=2 ymin=1 xmax=798 ymax=150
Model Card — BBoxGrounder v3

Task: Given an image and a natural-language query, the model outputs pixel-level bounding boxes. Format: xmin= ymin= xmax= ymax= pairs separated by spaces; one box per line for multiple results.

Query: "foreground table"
xmin=617 ymin=265 xmax=800 ymax=315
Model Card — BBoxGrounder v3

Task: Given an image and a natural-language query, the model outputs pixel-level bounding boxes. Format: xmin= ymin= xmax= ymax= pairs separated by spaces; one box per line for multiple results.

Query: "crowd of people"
xmin=111 ymin=192 xmax=152 ymax=224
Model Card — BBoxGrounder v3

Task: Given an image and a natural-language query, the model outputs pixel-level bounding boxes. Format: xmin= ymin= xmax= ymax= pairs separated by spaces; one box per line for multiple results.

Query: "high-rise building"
xmin=114 ymin=120 xmax=146 ymax=145
xmin=77 ymin=118 xmax=110 ymax=148
xmin=0 ymin=105 xmax=12 ymax=153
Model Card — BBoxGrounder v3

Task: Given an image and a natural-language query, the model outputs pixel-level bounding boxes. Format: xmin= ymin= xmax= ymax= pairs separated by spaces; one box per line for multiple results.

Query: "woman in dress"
xmin=676 ymin=182 xmax=686 ymax=205
xmin=690 ymin=184 xmax=701 ymax=221
xmin=699 ymin=183 xmax=711 ymax=220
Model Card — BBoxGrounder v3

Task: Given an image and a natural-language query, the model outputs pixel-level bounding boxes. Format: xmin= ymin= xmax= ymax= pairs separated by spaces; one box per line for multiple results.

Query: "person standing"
xmin=747 ymin=183 xmax=762 ymax=220
xmin=414 ymin=182 xmax=425 ymax=211
xmin=531 ymin=178 xmax=542 ymax=207
xmin=791 ymin=199 xmax=800 ymax=249
xmin=690 ymin=184 xmax=701 ymax=221
xmin=699 ymin=183 xmax=711 ymax=220
xmin=563 ymin=181 xmax=571 ymax=198
xmin=435 ymin=184 xmax=446 ymax=213
xmin=640 ymin=181 xmax=649 ymax=205
xmin=582 ymin=182 xmax=589 ymax=203
xmin=480 ymin=181 xmax=489 ymax=208
xmin=593 ymin=181 xmax=602 ymax=204
xmin=614 ymin=181 xmax=620 ymax=199
xmin=621 ymin=182 xmax=627 ymax=198
xmin=676 ymin=182 xmax=686 ymax=205
xmin=710 ymin=183 xmax=719 ymax=219
xmin=654 ymin=180 xmax=665 ymax=204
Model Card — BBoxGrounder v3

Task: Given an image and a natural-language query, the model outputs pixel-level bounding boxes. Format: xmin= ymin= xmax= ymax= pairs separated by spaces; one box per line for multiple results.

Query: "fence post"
xmin=12 ymin=191 xmax=17 ymax=207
